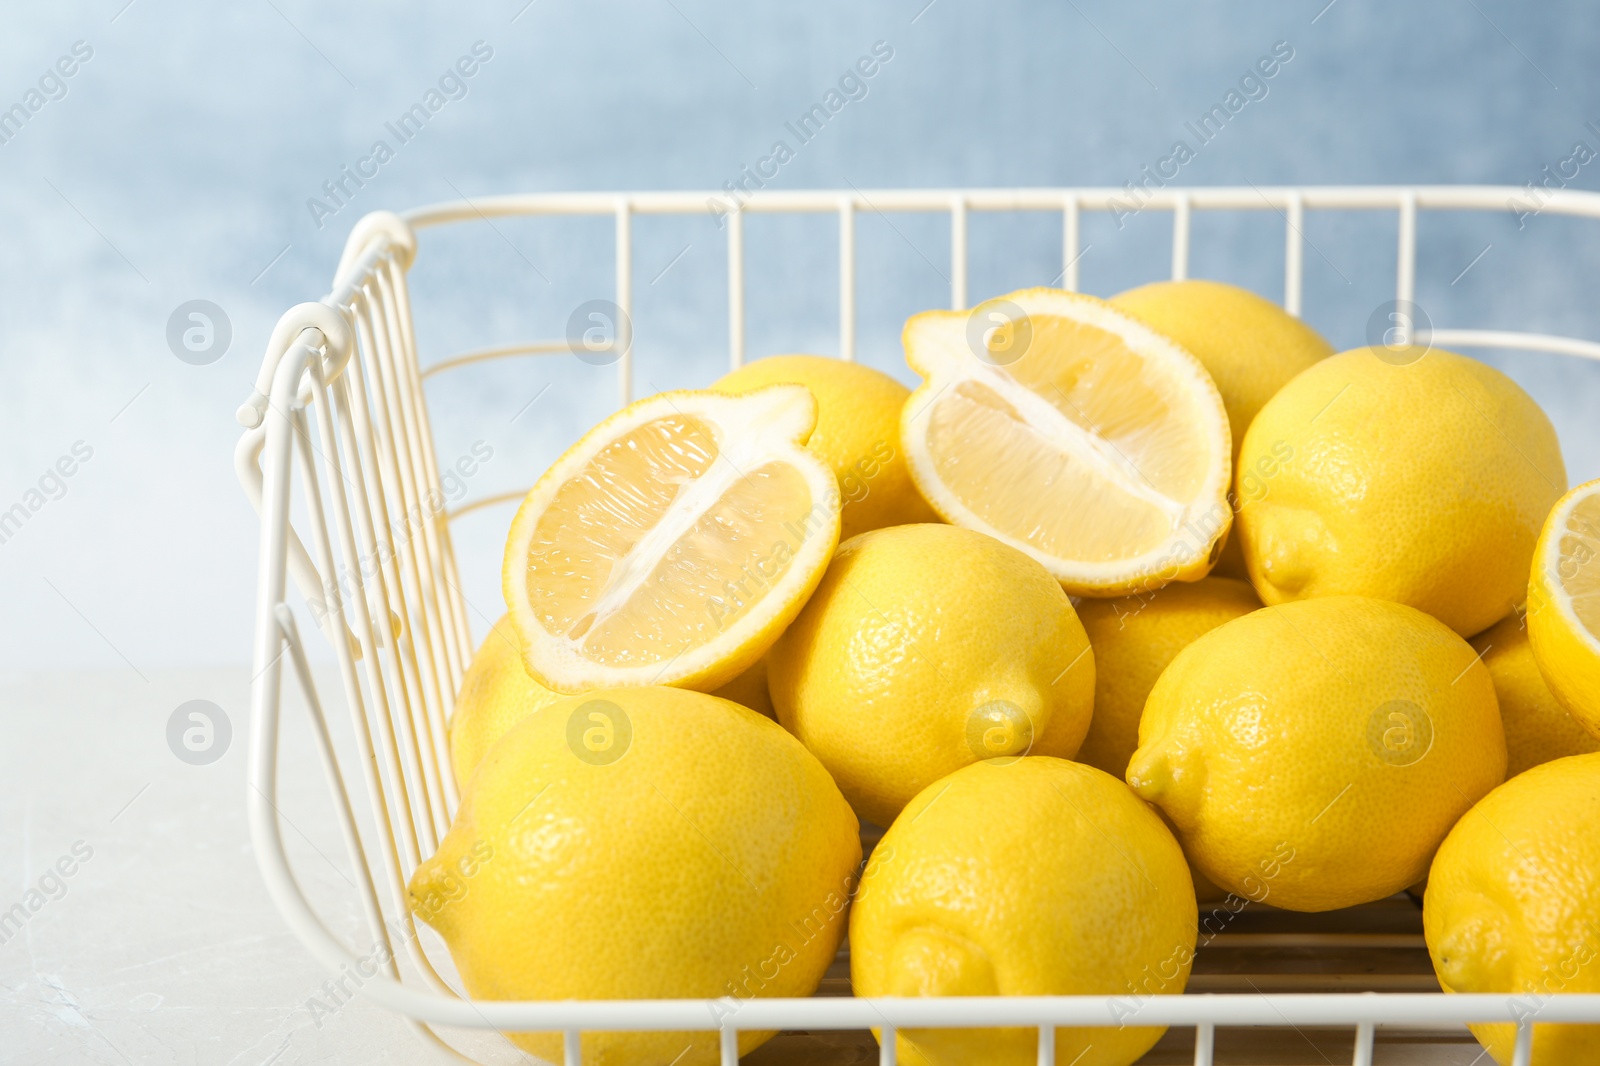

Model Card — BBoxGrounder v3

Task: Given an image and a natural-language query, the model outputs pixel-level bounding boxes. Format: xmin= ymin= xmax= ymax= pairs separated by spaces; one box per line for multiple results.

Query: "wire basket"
xmin=236 ymin=186 xmax=1600 ymax=1066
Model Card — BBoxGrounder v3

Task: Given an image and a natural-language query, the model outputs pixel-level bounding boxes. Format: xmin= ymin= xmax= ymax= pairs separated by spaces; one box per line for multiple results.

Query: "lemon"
xmin=1236 ymin=346 xmax=1566 ymax=637
xmin=410 ymin=685 xmax=860 ymax=1065
xmin=1128 ymin=595 xmax=1505 ymax=912
xmin=1075 ymin=576 xmax=1260 ymax=778
xmin=768 ymin=523 xmax=1094 ymax=827
xmin=851 ymin=757 xmax=1196 ymax=1066
xmin=1076 ymin=576 xmax=1259 ymax=906
xmin=1472 ymin=613 xmax=1598 ymax=779
xmin=1527 ymin=477 xmax=1600 ymax=740
xmin=448 ymin=615 xmax=567 ymax=789
xmin=901 ymin=287 xmax=1232 ymax=597
xmin=1425 ymin=753 xmax=1600 ymax=1064
xmin=713 ymin=354 xmax=939 ymax=540
xmin=502 ymin=385 xmax=840 ymax=693
xmin=1109 ymin=279 xmax=1333 ymax=579
xmin=710 ymin=655 xmax=774 ymax=719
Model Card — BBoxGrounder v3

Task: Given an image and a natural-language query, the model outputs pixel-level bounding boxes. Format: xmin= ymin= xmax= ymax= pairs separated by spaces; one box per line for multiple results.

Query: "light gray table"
xmin=0 ymin=666 xmax=512 ymax=1065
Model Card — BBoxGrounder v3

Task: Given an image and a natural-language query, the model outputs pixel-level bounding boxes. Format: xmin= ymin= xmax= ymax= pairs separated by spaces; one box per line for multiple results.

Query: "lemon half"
xmin=900 ymin=288 xmax=1232 ymax=597
xmin=502 ymin=385 xmax=840 ymax=693
xmin=1528 ymin=477 xmax=1600 ymax=740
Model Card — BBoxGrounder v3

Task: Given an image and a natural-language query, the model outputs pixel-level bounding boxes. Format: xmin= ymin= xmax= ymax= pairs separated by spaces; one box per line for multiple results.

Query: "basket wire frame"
xmin=238 ymin=187 xmax=1600 ymax=1066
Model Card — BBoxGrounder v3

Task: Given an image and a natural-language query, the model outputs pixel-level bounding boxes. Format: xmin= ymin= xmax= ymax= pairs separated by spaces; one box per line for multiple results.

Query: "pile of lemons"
xmin=408 ymin=280 xmax=1600 ymax=1066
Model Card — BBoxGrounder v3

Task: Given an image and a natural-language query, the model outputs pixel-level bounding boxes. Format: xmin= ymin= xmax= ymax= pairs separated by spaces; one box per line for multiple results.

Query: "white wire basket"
xmin=237 ymin=186 xmax=1600 ymax=1066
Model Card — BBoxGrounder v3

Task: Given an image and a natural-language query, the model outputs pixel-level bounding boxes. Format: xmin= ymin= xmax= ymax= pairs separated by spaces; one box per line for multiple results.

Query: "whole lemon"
xmin=449 ymin=614 xmax=567 ymax=790
xmin=411 ymin=686 xmax=860 ymax=1065
xmin=1075 ymin=576 xmax=1260 ymax=778
xmin=1110 ymin=280 xmax=1333 ymax=581
xmin=1235 ymin=346 xmax=1565 ymax=637
xmin=1471 ymin=614 xmax=1598 ymax=779
xmin=851 ymin=757 xmax=1196 ymax=1066
xmin=1128 ymin=595 xmax=1505 ymax=912
xmin=714 ymin=354 xmax=938 ymax=540
xmin=1425 ymin=753 xmax=1600 ymax=1064
xmin=768 ymin=524 xmax=1095 ymax=827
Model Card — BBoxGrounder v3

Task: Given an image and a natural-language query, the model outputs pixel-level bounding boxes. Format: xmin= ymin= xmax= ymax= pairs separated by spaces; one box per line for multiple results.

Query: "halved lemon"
xmin=502 ymin=385 xmax=840 ymax=693
xmin=1528 ymin=478 xmax=1600 ymax=740
xmin=900 ymin=287 xmax=1232 ymax=597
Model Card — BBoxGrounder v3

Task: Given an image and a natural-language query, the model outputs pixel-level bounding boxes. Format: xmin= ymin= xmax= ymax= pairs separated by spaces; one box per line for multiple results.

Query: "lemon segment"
xmin=502 ymin=385 xmax=841 ymax=693
xmin=901 ymin=288 xmax=1232 ymax=597
xmin=1528 ymin=478 xmax=1600 ymax=739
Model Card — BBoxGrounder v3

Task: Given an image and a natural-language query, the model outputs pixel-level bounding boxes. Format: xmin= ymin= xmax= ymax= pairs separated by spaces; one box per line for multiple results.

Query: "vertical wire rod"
xmin=1511 ymin=1020 xmax=1534 ymax=1066
xmin=1036 ymin=1022 xmax=1055 ymax=1066
xmin=564 ymin=1030 xmax=582 ymax=1066
xmin=1397 ymin=189 xmax=1418 ymax=344
xmin=1061 ymin=194 xmax=1081 ymax=292
xmin=1351 ymin=1021 xmax=1375 ymax=1066
xmin=880 ymin=1025 xmax=898 ymax=1066
xmin=720 ymin=1028 xmax=739 ymax=1066
xmin=273 ymin=605 xmax=396 ymax=980
xmin=728 ymin=208 xmax=745 ymax=369
xmin=1285 ymin=191 xmax=1305 ymax=317
xmin=1171 ymin=193 xmax=1191 ymax=281
xmin=384 ymin=262 xmax=473 ymax=680
xmin=615 ymin=199 xmax=634 ymax=406
xmin=1193 ymin=1021 xmax=1215 ymax=1066
xmin=950 ymin=196 xmax=968 ymax=310
xmin=839 ymin=196 xmax=856 ymax=361
xmin=367 ymin=275 xmax=449 ymax=852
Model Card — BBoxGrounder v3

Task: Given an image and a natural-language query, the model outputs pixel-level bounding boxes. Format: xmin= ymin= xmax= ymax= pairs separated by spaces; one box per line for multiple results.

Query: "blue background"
xmin=4 ymin=0 xmax=1600 ymax=670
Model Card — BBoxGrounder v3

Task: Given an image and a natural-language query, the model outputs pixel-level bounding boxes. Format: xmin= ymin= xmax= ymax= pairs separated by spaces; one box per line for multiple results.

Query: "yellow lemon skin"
xmin=449 ymin=615 xmax=568 ymax=791
xmin=710 ymin=655 xmax=774 ymax=719
xmin=1110 ymin=280 xmax=1333 ymax=582
xmin=851 ymin=757 xmax=1196 ymax=1066
xmin=714 ymin=354 xmax=939 ymax=541
xmin=1471 ymin=614 xmax=1598 ymax=779
xmin=1527 ymin=478 xmax=1600 ymax=740
xmin=1075 ymin=577 xmax=1260 ymax=778
xmin=1129 ymin=595 xmax=1506 ymax=912
xmin=768 ymin=524 xmax=1095 ymax=827
xmin=450 ymin=621 xmax=777 ymax=793
xmin=411 ymin=686 xmax=860 ymax=1065
xmin=1076 ymin=576 xmax=1260 ymax=906
xmin=1236 ymin=347 xmax=1566 ymax=637
xmin=1425 ymin=753 xmax=1600 ymax=1065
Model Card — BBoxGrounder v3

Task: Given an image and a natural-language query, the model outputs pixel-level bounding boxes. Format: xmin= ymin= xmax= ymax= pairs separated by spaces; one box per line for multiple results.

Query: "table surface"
xmin=0 ymin=667 xmax=1493 ymax=1066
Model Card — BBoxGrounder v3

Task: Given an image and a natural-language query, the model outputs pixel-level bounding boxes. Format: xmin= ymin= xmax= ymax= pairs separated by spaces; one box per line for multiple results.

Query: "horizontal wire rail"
xmin=239 ymin=187 xmax=1600 ymax=1066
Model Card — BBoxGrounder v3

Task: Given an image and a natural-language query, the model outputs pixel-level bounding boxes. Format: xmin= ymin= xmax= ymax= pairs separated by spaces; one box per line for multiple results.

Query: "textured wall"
xmin=2 ymin=0 xmax=1598 ymax=668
